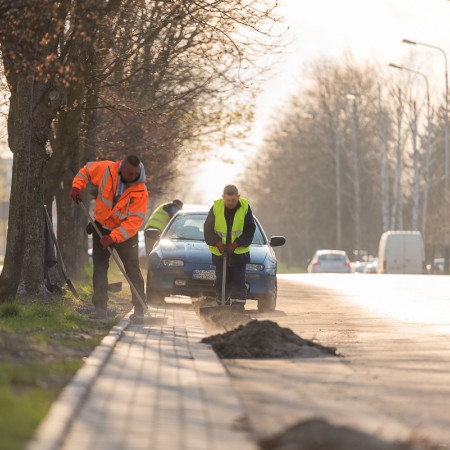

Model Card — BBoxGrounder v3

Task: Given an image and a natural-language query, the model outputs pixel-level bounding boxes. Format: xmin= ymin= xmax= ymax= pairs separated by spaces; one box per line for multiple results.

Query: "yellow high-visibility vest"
xmin=145 ymin=203 xmax=171 ymax=231
xmin=208 ymin=198 xmax=250 ymax=256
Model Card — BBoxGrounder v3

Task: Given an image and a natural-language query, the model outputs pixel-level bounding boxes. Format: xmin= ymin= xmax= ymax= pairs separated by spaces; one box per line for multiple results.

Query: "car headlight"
xmin=246 ymin=264 xmax=264 ymax=271
xmin=162 ymin=259 xmax=184 ymax=267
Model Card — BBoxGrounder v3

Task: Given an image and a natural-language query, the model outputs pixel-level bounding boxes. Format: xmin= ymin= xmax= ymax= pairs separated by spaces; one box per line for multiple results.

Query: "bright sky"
xmin=187 ymin=0 xmax=450 ymax=205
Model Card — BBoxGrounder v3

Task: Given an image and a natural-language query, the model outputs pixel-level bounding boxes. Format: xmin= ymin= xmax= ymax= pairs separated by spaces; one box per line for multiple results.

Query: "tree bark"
xmin=0 ymin=73 xmax=34 ymax=301
xmin=378 ymin=89 xmax=390 ymax=233
xmin=411 ymin=101 xmax=420 ymax=230
xmin=56 ymin=84 xmax=99 ymax=278
xmin=349 ymin=100 xmax=361 ymax=256
xmin=391 ymin=89 xmax=404 ymax=230
xmin=21 ymin=81 xmax=63 ymax=296
xmin=55 ymin=174 xmax=89 ymax=279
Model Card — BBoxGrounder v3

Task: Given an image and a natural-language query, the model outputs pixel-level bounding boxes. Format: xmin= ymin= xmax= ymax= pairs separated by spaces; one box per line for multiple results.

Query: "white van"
xmin=377 ymin=231 xmax=425 ymax=274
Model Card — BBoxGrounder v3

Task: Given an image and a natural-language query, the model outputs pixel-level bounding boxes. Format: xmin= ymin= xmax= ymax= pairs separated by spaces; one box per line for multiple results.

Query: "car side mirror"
xmin=145 ymin=228 xmax=161 ymax=240
xmin=270 ymin=236 xmax=286 ymax=247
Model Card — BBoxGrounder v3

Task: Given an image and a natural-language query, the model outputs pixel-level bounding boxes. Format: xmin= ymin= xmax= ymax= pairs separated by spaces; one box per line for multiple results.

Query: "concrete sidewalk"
xmin=28 ymin=302 xmax=256 ymax=450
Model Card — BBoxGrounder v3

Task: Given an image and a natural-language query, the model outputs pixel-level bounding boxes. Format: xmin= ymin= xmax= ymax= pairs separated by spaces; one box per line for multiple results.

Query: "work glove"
xmin=226 ymin=242 xmax=239 ymax=254
xmin=216 ymin=241 xmax=226 ymax=253
xmin=100 ymin=235 xmax=114 ymax=249
xmin=70 ymin=187 xmax=82 ymax=204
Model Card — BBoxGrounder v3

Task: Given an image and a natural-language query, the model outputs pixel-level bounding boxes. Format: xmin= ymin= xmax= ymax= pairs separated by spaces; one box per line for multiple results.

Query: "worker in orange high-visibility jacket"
xmin=70 ymin=155 xmax=148 ymax=320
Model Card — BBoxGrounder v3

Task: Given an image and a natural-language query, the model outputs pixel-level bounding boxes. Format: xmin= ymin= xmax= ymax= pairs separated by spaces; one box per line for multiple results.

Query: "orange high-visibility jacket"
xmin=72 ymin=160 xmax=148 ymax=243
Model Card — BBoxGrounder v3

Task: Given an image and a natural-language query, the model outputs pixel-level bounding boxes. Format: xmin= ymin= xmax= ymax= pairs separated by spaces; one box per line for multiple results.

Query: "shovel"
xmin=79 ymin=201 xmax=152 ymax=324
xmin=199 ymin=251 xmax=248 ymax=321
xmin=44 ymin=205 xmax=80 ymax=298
xmin=45 ymin=205 xmax=123 ymax=296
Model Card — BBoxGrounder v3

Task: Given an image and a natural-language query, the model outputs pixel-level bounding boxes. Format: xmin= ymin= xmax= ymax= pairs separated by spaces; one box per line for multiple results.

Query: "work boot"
xmin=89 ymin=307 xmax=107 ymax=319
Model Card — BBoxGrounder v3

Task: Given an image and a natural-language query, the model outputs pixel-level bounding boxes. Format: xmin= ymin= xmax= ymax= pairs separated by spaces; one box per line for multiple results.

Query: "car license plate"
xmin=192 ymin=270 xmax=216 ymax=280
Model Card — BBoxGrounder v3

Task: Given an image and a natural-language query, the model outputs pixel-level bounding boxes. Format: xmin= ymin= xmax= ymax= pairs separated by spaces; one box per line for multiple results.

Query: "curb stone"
xmin=26 ymin=314 xmax=131 ymax=450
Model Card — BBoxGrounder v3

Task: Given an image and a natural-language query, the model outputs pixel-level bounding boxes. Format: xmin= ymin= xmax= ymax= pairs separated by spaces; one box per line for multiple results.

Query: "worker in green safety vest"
xmin=204 ymin=185 xmax=256 ymax=310
xmin=144 ymin=199 xmax=183 ymax=254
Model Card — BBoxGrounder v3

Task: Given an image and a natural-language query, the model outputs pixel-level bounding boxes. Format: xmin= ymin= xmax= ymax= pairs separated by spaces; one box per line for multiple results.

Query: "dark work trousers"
xmin=213 ymin=254 xmax=247 ymax=305
xmin=92 ymin=222 xmax=146 ymax=312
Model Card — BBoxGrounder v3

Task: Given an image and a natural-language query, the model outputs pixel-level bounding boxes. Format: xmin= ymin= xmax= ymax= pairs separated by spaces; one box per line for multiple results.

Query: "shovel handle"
xmin=221 ymin=251 xmax=227 ymax=306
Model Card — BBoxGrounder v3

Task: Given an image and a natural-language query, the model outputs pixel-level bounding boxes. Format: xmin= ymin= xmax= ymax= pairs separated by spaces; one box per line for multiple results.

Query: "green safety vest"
xmin=208 ymin=198 xmax=250 ymax=256
xmin=145 ymin=203 xmax=171 ymax=231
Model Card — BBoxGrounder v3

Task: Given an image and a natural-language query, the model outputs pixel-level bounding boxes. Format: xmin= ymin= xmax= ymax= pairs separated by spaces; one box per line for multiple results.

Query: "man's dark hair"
xmin=223 ymin=184 xmax=239 ymax=196
xmin=173 ymin=199 xmax=183 ymax=209
xmin=126 ymin=155 xmax=141 ymax=167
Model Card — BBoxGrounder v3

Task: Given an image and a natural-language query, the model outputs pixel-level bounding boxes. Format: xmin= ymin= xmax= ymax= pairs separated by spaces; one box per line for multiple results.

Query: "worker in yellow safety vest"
xmin=144 ymin=200 xmax=183 ymax=254
xmin=204 ymin=185 xmax=256 ymax=310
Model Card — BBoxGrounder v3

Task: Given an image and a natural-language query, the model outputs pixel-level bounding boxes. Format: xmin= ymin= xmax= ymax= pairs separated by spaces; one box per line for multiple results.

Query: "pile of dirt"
xmin=201 ymin=320 xmax=339 ymax=358
xmin=259 ymin=419 xmax=433 ymax=450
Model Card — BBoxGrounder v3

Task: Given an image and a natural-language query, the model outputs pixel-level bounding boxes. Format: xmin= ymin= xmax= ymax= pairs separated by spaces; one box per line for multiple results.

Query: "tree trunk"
xmin=56 ymin=86 xmax=99 ymax=278
xmin=333 ymin=121 xmax=342 ymax=249
xmin=391 ymin=90 xmax=403 ymax=230
xmin=421 ymin=118 xmax=432 ymax=240
xmin=56 ymin=175 xmax=89 ymax=279
xmin=350 ymin=100 xmax=361 ymax=256
xmin=21 ymin=81 xmax=63 ymax=296
xmin=411 ymin=101 xmax=420 ymax=231
xmin=378 ymin=89 xmax=389 ymax=232
xmin=0 ymin=73 xmax=34 ymax=301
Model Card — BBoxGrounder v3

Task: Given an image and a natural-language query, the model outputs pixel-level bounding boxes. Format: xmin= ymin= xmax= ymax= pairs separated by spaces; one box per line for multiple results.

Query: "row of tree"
xmin=0 ymin=0 xmax=281 ymax=301
xmin=244 ymin=55 xmax=449 ymax=269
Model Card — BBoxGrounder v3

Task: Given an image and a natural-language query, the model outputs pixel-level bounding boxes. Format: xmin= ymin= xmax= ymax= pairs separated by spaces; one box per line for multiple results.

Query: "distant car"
xmin=426 ymin=258 xmax=445 ymax=274
xmin=378 ymin=231 xmax=425 ymax=274
xmin=146 ymin=208 xmax=286 ymax=312
xmin=363 ymin=260 xmax=378 ymax=274
xmin=307 ymin=250 xmax=351 ymax=273
xmin=353 ymin=261 xmax=368 ymax=273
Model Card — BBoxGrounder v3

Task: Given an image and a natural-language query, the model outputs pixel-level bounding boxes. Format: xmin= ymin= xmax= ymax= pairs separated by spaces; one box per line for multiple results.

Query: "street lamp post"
xmin=346 ymin=93 xmax=361 ymax=259
xmin=402 ymin=39 xmax=450 ymax=274
xmin=389 ymin=63 xmax=431 ymax=239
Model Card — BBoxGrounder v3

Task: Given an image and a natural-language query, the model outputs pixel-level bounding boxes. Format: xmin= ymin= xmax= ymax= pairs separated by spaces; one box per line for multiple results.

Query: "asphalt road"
xmin=223 ymin=274 xmax=450 ymax=447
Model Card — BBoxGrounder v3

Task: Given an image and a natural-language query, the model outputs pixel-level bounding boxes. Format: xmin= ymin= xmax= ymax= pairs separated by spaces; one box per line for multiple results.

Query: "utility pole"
xmin=347 ymin=94 xmax=361 ymax=259
xmin=378 ymin=86 xmax=390 ymax=232
xmin=333 ymin=117 xmax=342 ymax=250
xmin=402 ymin=39 xmax=449 ymax=273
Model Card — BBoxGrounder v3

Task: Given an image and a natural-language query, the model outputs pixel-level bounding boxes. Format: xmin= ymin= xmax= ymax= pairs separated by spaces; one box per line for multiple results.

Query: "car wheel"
xmin=257 ymin=280 xmax=277 ymax=313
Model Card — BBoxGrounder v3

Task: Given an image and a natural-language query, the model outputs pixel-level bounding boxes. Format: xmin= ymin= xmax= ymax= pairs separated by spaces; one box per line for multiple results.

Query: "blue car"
xmin=145 ymin=208 xmax=286 ymax=312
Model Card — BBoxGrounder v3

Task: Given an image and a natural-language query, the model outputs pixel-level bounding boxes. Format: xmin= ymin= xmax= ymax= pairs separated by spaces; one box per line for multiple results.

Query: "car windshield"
xmin=164 ymin=213 xmax=266 ymax=245
xmin=165 ymin=214 xmax=206 ymax=241
xmin=318 ymin=254 xmax=346 ymax=261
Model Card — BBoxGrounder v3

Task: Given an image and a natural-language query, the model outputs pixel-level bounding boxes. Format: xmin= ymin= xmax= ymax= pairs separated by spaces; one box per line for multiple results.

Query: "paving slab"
xmin=28 ymin=302 xmax=256 ymax=450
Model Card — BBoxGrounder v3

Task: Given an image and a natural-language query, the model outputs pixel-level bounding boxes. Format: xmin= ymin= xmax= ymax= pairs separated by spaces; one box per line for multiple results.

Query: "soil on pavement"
xmin=202 ymin=320 xmax=339 ymax=358
xmin=259 ymin=419 xmax=435 ymax=450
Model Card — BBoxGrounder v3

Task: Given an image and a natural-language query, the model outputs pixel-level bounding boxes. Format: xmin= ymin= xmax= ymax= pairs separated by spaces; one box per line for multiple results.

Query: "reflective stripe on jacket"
xmin=145 ymin=203 xmax=171 ymax=231
xmin=208 ymin=198 xmax=250 ymax=256
xmin=72 ymin=160 xmax=148 ymax=243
